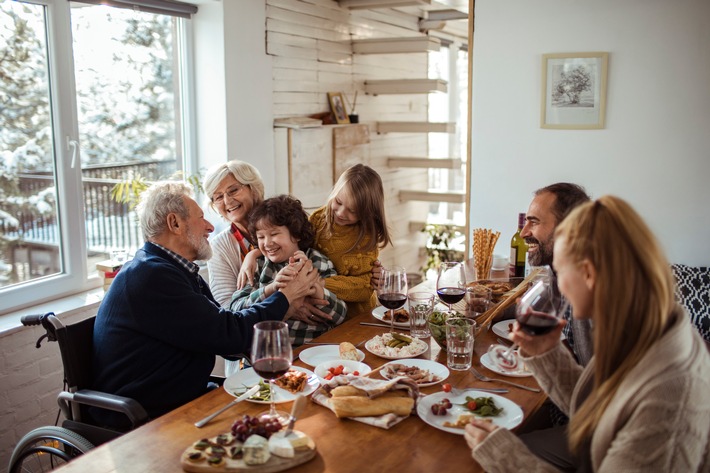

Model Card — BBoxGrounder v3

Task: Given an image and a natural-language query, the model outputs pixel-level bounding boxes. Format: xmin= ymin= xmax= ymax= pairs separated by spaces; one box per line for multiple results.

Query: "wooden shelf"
xmin=399 ymin=190 xmax=466 ymax=203
xmin=388 ymin=157 xmax=462 ymax=169
xmin=364 ymin=79 xmax=447 ymax=95
xmin=352 ymin=37 xmax=441 ymax=54
xmin=376 ymin=121 xmax=455 ymax=133
xmin=339 ymin=0 xmax=431 ymax=9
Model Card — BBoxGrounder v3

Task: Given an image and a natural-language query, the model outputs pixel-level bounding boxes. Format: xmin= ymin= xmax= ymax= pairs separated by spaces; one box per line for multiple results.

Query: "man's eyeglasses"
xmin=211 ymin=184 xmax=248 ymax=205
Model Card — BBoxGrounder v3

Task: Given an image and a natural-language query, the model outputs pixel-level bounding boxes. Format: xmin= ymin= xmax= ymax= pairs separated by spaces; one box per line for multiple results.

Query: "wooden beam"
xmin=388 ymin=157 xmax=462 ymax=168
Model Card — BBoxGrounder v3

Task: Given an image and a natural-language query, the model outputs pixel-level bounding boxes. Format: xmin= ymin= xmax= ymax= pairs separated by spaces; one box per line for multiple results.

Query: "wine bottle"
xmin=509 ymin=213 xmax=528 ymax=278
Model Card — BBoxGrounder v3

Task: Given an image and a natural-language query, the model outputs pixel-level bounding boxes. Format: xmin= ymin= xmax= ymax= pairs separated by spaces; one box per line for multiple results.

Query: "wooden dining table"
xmin=54 ymin=280 xmax=549 ymax=473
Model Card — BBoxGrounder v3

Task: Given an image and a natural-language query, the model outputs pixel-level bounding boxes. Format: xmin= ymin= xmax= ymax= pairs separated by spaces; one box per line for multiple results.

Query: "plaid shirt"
xmin=230 ymin=248 xmax=347 ymax=346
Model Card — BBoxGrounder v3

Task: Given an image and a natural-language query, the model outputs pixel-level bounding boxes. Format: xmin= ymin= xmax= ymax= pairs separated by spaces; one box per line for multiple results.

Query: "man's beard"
xmin=188 ymin=229 xmax=213 ymax=261
xmin=525 ymin=237 xmax=553 ymax=267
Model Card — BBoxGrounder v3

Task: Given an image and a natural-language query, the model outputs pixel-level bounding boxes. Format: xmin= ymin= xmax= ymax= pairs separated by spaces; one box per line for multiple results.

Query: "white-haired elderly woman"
xmin=203 ymin=161 xmax=266 ymax=308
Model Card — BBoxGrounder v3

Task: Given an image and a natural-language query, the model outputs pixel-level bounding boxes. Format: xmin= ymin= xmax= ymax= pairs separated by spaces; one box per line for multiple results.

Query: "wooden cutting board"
xmin=180 ymin=432 xmax=316 ymax=473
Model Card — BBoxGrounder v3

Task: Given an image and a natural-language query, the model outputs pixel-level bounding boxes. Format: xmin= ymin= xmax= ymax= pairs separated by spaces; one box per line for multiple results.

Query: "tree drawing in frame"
xmin=328 ymin=92 xmax=350 ymax=124
xmin=541 ymin=52 xmax=608 ymax=129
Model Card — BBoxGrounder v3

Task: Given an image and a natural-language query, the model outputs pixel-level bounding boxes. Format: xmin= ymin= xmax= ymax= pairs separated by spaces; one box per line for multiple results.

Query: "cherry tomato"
xmin=333 ymin=365 xmax=344 ymax=375
xmin=467 ymin=400 xmax=477 ymax=411
xmin=442 ymin=383 xmax=452 ymax=393
xmin=324 ymin=372 xmax=334 ymax=380
xmin=353 ymin=371 xmax=360 ymax=376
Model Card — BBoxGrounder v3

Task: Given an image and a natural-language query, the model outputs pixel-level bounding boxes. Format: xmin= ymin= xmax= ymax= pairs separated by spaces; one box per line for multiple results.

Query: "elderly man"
xmin=92 ymin=181 xmax=318 ymax=428
xmin=520 ymin=182 xmax=593 ymax=365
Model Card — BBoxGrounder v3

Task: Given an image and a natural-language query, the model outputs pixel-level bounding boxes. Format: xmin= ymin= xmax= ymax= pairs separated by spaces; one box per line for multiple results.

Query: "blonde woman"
xmin=466 ymin=196 xmax=710 ymax=471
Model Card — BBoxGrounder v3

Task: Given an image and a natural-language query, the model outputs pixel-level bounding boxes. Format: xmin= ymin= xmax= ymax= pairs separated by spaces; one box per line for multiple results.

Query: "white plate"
xmin=372 ymin=304 xmax=410 ymax=328
xmin=480 ymin=352 xmax=533 ymax=378
xmin=380 ymin=359 xmax=449 ymax=387
xmin=417 ymin=390 xmax=524 ymax=434
xmin=364 ymin=333 xmax=429 ymax=360
xmin=314 ymin=360 xmax=371 ymax=383
xmin=491 ymin=319 xmax=566 ymax=340
xmin=223 ymin=366 xmax=319 ymax=404
xmin=298 ymin=345 xmax=365 ymax=367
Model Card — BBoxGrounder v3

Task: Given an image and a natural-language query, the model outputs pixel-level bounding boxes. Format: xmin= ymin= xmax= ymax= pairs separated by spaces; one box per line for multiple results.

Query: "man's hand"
xmin=292 ymin=296 xmax=332 ymax=324
xmin=279 ymin=260 xmax=318 ymax=304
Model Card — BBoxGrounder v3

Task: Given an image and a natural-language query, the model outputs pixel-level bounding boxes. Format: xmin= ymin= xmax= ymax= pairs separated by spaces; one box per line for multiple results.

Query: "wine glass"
xmin=486 ymin=277 xmax=568 ymax=373
xmin=377 ymin=266 xmax=408 ymax=332
xmin=250 ymin=320 xmax=293 ymax=425
xmin=436 ymin=261 xmax=466 ymax=314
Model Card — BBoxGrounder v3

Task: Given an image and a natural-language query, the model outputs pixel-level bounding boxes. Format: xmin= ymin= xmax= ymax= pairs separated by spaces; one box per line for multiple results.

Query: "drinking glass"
xmin=486 ymin=276 xmax=568 ymax=373
xmin=377 ymin=266 xmax=408 ymax=332
xmin=250 ymin=320 xmax=293 ymax=424
xmin=436 ymin=261 xmax=466 ymax=314
xmin=408 ymin=292 xmax=434 ymax=338
xmin=446 ymin=318 xmax=475 ymax=370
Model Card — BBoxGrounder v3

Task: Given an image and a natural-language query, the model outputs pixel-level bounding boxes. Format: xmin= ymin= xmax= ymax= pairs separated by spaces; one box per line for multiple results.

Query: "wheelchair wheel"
xmin=8 ymin=426 xmax=94 ymax=473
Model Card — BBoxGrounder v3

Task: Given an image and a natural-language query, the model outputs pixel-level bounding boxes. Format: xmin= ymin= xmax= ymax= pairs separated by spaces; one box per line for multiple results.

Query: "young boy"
xmin=230 ymin=195 xmax=347 ymax=346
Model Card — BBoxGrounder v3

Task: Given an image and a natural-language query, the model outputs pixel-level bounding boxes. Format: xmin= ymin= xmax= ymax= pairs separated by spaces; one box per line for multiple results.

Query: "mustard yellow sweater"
xmin=309 ymin=207 xmax=378 ymax=319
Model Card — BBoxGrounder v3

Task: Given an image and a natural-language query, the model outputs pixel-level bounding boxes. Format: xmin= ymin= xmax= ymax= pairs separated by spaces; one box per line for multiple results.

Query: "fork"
xmin=450 ymin=386 xmax=508 ymax=395
xmin=470 ymin=366 xmax=541 ymax=393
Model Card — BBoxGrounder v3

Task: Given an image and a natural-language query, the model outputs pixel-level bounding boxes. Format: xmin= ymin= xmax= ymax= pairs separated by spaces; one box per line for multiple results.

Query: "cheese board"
xmin=180 ymin=430 xmax=316 ymax=473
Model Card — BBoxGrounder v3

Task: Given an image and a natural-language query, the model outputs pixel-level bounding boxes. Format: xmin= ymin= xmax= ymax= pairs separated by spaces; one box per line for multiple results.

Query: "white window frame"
xmin=1 ymin=0 xmax=196 ymax=315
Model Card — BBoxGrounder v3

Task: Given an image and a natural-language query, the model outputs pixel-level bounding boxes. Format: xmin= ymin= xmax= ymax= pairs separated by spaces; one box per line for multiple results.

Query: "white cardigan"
xmin=207 ymin=228 xmax=245 ymax=308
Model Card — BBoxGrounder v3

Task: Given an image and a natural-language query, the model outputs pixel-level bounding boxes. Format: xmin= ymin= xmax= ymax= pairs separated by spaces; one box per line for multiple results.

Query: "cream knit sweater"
xmin=473 ymin=308 xmax=710 ymax=472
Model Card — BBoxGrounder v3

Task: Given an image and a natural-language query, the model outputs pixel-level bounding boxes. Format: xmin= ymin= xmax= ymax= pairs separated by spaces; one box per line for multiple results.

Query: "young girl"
xmin=239 ymin=164 xmax=391 ymax=319
xmin=308 ymin=164 xmax=392 ymax=318
xmin=230 ymin=194 xmax=347 ymax=346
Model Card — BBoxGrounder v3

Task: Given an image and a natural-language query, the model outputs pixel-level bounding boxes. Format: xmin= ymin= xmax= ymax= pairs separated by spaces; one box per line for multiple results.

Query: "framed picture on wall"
xmin=328 ymin=92 xmax=350 ymax=124
xmin=540 ymin=52 xmax=609 ymax=129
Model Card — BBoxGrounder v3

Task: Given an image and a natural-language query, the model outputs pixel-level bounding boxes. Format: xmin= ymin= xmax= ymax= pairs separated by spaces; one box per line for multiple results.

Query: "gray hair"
xmin=202 ymin=160 xmax=265 ymax=209
xmin=136 ymin=181 xmax=194 ymax=240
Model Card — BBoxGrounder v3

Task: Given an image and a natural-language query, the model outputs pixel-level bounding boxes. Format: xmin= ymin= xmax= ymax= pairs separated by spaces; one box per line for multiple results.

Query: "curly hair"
xmin=248 ymin=195 xmax=314 ymax=251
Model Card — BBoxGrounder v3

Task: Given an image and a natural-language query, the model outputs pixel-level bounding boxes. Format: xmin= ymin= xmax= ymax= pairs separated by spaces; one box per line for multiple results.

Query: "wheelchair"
xmin=8 ymin=312 xmax=149 ymax=473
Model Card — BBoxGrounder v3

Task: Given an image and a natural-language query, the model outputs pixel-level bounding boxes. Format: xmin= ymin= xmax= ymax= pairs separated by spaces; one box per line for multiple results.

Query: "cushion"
xmin=671 ymin=264 xmax=710 ymax=342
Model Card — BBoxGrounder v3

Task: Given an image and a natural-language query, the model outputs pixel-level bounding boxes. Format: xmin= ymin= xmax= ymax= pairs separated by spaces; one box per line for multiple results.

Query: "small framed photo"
xmin=541 ymin=52 xmax=609 ymax=129
xmin=328 ymin=92 xmax=350 ymax=124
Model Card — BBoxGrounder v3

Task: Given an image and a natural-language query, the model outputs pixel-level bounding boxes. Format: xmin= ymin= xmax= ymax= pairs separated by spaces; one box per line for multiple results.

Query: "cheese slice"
xmin=243 ymin=435 xmax=270 ymax=465
xmin=268 ymin=430 xmax=311 ymax=458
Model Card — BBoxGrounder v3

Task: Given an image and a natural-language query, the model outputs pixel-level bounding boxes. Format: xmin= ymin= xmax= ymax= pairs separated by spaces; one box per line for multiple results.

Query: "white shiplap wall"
xmin=266 ymin=0 xmax=448 ymax=272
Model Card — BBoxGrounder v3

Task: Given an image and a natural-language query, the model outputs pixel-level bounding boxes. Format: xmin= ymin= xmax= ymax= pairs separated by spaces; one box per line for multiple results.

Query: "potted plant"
xmin=420 ymin=223 xmax=464 ymax=279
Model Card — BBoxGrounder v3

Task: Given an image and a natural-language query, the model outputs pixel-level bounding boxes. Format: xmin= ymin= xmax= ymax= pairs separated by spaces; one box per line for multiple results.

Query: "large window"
xmin=0 ymin=0 xmax=196 ymax=314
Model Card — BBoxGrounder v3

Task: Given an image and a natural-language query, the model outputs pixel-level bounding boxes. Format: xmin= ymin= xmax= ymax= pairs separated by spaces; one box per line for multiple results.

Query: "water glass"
xmin=465 ymin=285 xmax=492 ymax=319
xmin=445 ymin=318 xmax=475 ymax=370
xmin=408 ymin=292 xmax=434 ymax=338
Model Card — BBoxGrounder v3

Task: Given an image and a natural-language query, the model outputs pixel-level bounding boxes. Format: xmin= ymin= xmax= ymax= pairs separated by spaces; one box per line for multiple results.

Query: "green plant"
xmin=420 ymin=223 xmax=464 ymax=276
xmin=110 ymin=171 xmax=203 ymax=209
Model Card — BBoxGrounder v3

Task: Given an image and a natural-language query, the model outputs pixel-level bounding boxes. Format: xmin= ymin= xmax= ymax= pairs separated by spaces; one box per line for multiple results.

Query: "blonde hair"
xmin=202 ymin=160 xmax=265 ymax=211
xmin=323 ymin=164 xmax=391 ymax=252
xmin=556 ymin=195 xmax=675 ymax=454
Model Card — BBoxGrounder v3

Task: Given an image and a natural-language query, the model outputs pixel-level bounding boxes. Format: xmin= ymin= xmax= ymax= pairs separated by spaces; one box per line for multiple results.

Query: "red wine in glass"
xmin=252 ymin=358 xmax=291 ymax=380
xmin=516 ymin=310 xmax=559 ymax=335
xmin=377 ymin=266 xmax=408 ymax=332
xmin=436 ymin=287 xmax=466 ymax=306
xmin=378 ymin=293 xmax=407 ymax=310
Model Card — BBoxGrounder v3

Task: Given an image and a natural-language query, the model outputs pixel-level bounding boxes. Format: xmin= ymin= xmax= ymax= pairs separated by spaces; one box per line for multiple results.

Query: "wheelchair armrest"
xmin=58 ymin=389 xmax=149 ymax=428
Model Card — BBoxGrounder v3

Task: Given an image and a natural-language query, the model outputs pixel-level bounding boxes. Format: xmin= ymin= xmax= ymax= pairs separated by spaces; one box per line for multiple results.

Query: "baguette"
xmin=330 ymin=395 xmax=414 ymax=418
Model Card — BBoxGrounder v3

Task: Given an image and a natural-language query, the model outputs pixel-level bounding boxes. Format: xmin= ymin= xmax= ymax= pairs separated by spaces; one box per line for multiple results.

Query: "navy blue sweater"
xmin=92 ymin=242 xmax=288 ymax=426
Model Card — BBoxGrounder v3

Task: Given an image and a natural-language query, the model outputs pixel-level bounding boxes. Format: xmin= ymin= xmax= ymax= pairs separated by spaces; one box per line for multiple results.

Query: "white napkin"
xmin=311 ymin=375 xmax=419 ymax=429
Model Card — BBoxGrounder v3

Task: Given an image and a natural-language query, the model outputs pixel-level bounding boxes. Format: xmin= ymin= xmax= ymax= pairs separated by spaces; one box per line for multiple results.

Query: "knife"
xmin=360 ymin=322 xmax=411 ymax=331
xmin=194 ymin=384 xmax=260 ymax=428
xmin=283 ymin=394 xmax=307 ymax=437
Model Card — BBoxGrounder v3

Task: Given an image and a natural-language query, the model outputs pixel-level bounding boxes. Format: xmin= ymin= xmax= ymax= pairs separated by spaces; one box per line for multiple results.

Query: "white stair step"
xmin=399 ymin=190 xmax=466 ymax=203
xmin=352 ymin=37 xmax=441 ymax=54
xmin=364 ymin=79 xmax=447 ymax=95
xmin=388 ymin=157 xmax=462 ymax=169
xmin=376 ymin=121 xmax=456 ymax=133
